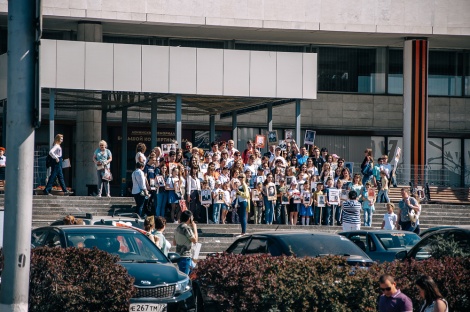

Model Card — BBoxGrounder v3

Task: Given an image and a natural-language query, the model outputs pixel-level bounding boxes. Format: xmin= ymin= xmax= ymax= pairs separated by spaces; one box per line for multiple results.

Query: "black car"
xmin=224 ymin=231 xmax=374 ymax=267
xmin=49 ymin=212 xmax=145 ymax=228
xmin=395 ymin=226 xmax=470 ymax=261
xmin=339 ymin=230 xmax=421 ymax=262
xmin=31 ymin=225 xmax=195 ymax=312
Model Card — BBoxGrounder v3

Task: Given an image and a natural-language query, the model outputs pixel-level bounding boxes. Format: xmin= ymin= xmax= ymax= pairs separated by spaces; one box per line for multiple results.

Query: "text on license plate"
xmin=129 ymin=303 xmax=167 ymax=312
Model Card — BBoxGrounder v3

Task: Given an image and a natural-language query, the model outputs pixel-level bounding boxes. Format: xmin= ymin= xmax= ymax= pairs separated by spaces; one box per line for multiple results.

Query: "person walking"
xmin=44 ymin=134 xmax=72 ymax=196
xmin=132 ymin=162 xmax=149 ymax=218
xmin=378 ymin=274 xmax=413 ymax=312
xmin=415 ymin=275 xmax=448 ymax=312
xmin=397 ymin=188 xmax=420 ymax=231
xmin=173 ymin=210 xmax=198 ymax=275
xmin=341 ymin=190 xmax=362 ymax=231
xmin=153 ymin=216 xmax=172 ymax=256
xmin=93 ymin=140 xmax=112 ymax=197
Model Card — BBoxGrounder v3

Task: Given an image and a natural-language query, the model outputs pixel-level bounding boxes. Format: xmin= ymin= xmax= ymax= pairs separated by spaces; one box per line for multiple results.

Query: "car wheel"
xmin=193 ymin=286 xmax=204 ymax=312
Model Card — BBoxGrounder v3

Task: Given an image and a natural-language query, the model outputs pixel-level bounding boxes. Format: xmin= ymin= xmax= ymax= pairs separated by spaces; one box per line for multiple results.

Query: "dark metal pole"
xmin=101 ymin=108 xmax=107 ymax=142
xmin=120 ymin=107 xmax=128 ymax=196
xmin=295 ymin=99 xmax=301 ymax=144
xmin=232 ymin=112 xmax=238 ymax=149
xmin=209 ymin=115 xmax=215 ymax=143
xmin=175 ymin=95 xmax=182 ymax=145
xmin=0 ymin=0 xmax=36 ymax=310
xmin=151 ymin=102 xmax=157 ymax=149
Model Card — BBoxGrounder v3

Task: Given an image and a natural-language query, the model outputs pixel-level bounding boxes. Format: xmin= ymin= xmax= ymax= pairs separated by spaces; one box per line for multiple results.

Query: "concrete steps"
xmin=1 ymin=195 xmax=470 ymax=256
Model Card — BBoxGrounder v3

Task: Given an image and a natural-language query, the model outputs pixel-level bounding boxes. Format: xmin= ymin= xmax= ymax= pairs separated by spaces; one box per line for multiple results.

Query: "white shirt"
xmin=0 ymin=155 xmax=5 ymax=166
xmin=131 ymin=169 xmax=146 ymax=195
xmin=383 ymin=212 xmax=398 ymax=230
xmin=135 ymin=152 xmax=146 ymax=164
xmin=186 ymin=175 xmax=201 ymax=194
xmin=49 ymin=144 xmax=62 ymax=161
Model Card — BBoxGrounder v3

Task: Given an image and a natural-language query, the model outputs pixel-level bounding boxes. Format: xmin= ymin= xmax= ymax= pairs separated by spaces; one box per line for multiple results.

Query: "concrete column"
xmin=121 ymin=107 xmax=128 ymax=196
xmin=209 ymin=115 xmax=215 ymax=143
xmin=175 ymin=95 xmax=182 ymax=145
xmin=49 ymin=89 xmax=55 ymax=147
xmin=267 ymin=103 xmax=273 ymax=131
xmin=403 ymin=39 xmax=428 ymax=185
xmin=232 ymin=112 xmax=238 ymax=149
xmin=101 ymin=110 xmax=107 ymax=142
xmin=75 ymin=22 xmax=103 ymax=195
xmin=295 ymin=99 xmax=301 ymax=144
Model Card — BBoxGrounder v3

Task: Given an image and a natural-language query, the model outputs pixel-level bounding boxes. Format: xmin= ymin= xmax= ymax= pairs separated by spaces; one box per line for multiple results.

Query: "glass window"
xmin=429 ymin=51 xmax=463 ymax=96
xmin=465 ymin=52 xmax=470 ymax=96
xmin=31 ymin=230 xmax=49 ymax=248
xmin=443 ymin=138 xmax=462 ymax=187
xmin=227 ymin=238 xmax=249 ymax=254
xmin=465 ymin=139 xmax=470 ymax=187
xmin=318 ymin=47 xmax=376 ymax=93
xmin=388 ymin=49 xmax=403 ymax=94
xmin=245 ymin=239 xmax=268 ymax=255
xmin=348 ymin=234 xmax=368 ymax=252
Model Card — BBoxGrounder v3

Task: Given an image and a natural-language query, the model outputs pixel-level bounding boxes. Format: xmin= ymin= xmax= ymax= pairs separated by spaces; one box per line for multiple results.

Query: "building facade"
xmin=0 ymin=0 xmax=469 ymax=193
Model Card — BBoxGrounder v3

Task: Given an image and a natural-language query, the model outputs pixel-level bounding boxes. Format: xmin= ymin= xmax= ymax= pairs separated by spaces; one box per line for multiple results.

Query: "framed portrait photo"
xmin=304 ymin=130 xmax=316 ymax=146
xmin=317 ymin=194 xmax=326 ymax=207
xmin=267 ymin=182 xmax=277 ymax=201
xmin=255 ymin=135 xmax=266 ymax=149
xmin=328 ymin=188 xmax=340 ymax=205
xmin=267 ymin=130 xmax=278 ymax=146
xmin=200 ymin=189 xmax=212 ymax=205
xmin=216 ymin=191 xmax=225 ymax=204
xmin=156 ymin=175 xmax=165 ymax=187
xmin=284 ymin=129 xmax=293 ymax=143
xmin=251 ymin=189 xmax=260 ymax=201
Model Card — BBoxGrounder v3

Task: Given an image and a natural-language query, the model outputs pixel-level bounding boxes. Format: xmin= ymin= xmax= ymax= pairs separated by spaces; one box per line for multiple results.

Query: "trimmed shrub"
xmin=193 ymin=254 xmax=470 ymax=312
xmin=1 ymin=247 xmax=136 ymax=312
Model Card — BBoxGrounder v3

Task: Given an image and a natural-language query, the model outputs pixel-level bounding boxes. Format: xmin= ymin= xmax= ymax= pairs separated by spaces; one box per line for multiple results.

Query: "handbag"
xmin=179 ymin=199 xmax=188 ymax=212
xmin=101 ymin=168 xmax=113 ymax=181
xmin=408 ymin=208 xmax=417 ymax=223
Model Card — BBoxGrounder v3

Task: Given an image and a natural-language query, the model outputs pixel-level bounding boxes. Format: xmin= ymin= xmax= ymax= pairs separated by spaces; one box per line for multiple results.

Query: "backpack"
xmin=45 ymin=154 xmax=55 ymax=168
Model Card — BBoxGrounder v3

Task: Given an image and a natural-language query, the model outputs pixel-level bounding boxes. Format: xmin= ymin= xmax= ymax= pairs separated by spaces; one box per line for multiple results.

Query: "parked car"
xmin=224 ymin=231 xmax=374 ymax=266
xmin=50 ymin=212 xmax=145 ymax=229
xmin=418 ymin=226 xmax=457 ymax=237
xmin=193 ymin=231 xmax=374 ymax=312
xmin=395 ymin=226 xmax=470 ymax=261
xmin=31 ymin=225 xmax=195 ymax=311
xmin=339 ymin=230 xmax=421 ymax=262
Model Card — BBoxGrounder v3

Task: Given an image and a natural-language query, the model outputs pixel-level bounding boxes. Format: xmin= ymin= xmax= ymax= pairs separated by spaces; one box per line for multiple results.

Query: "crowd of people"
xmin=117 ymin=137 xmax=424 ymax=235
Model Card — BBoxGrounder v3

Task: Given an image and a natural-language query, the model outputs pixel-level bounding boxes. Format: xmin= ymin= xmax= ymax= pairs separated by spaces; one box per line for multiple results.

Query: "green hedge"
xmin=193 ymin=254 xmax=470 ymax=312
xmin=1 ymin=247 xmax=136 ymax=312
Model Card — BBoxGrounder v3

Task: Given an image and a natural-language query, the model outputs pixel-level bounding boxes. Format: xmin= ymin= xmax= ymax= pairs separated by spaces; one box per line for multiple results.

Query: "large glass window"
xmin=429 ymin=51 xmax=463 ymax=96
xmin=388 ymin=49 xmax=403 ymax=94
xmin=318 ymin=47 xmax=377 ymax=93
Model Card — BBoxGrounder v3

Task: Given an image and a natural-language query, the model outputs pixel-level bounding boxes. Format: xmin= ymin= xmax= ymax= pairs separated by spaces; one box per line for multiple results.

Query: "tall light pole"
xmin=0 ymin=0 xmax=39 ymax=311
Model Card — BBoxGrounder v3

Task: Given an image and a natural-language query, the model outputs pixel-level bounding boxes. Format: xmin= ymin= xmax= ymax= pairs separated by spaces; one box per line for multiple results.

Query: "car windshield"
xmin=66 ymin=231 xmax=168 ymax=263
xmin=375 ymin=232 xmax=421 ymax=250
xmin=279 ymin=234 xmax=369 ymax=258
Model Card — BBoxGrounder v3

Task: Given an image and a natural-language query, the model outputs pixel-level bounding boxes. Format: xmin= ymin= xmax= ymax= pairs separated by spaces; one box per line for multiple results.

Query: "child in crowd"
xmin=200 ymin=180 xmax=211 ymax=223
xmin=360 ymin=182 xmax=375 ymax=227
xmin=287 ymin=181 xmax=300 ymax=225
xmin=323 ymin=177 xmax=335 ymax=226
xmin=220 ymin=182 xmax=231 ymax=224
xmin=300 ymin=182 xmax=313 ymax=225
xmin=313 ymin=183 xmax=324 ymax=225
xmin=231 ymin=179 xmax=240 ymax=224
xmin=334 ymin=179 xmax=344 ymax=226
xmin=381 ymin=203 xmax=398 ymax=230
xmin=212 ymin=181 xmax=223 ymax=224
xmin=377 ymin=170 xmax=390 ymax=203
xmin=253 ymin=182 xmax=264 ymax=224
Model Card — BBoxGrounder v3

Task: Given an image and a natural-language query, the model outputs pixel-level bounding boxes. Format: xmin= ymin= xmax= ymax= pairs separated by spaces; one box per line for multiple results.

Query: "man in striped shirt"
xmin=341 ymin=190 xmax=362 ymax=231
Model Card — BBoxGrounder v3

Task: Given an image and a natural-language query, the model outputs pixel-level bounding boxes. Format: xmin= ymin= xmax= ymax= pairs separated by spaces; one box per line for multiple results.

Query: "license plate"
xmin=129 ymin=303 xmax=167 ymax=312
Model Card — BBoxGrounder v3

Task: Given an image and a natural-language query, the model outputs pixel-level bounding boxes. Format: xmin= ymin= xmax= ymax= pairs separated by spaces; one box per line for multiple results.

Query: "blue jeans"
xmin=363 ymin=207 xmax=373 ymax=227
xmin=238 ymin=201 xmax=248 ymax=234
xmin=323 ymin=205 xmax=333 ymax=225
xmin=156 ymin=191 xmax=168 ymax=218
xmin=377 ymin=189 xmax=390 ymax=203
xmin=264 ymin=198 xmax=274 ymax=224
xmin=334 ymin=205 xmax=342 ymax=224
xmin=213 ymin=204 xmax=224 ymax=224
xmin=133 ymin=193 xmax=147 ymax=218
xmin=314 ymin=206 xmax=322 ymax=225
xmin=178 ymin=257 xmax=192 ymax=275
xmin=45 ymin=158 xmax=67 ymax=193
xmin=275 ymin=201 xmax=288 ymax=225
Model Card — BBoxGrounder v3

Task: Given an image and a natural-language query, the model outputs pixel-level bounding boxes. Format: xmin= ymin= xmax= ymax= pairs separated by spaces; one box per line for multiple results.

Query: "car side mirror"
xmin=395 ymin=250 xmax=407 ymax=261
xmin=168 ymin=252 xmax=181 ymax=263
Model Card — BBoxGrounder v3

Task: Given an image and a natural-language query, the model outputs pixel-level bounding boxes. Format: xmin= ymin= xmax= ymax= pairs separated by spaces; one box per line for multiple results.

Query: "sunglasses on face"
xmin=380 ymin=287 xmax=392 ymax=292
